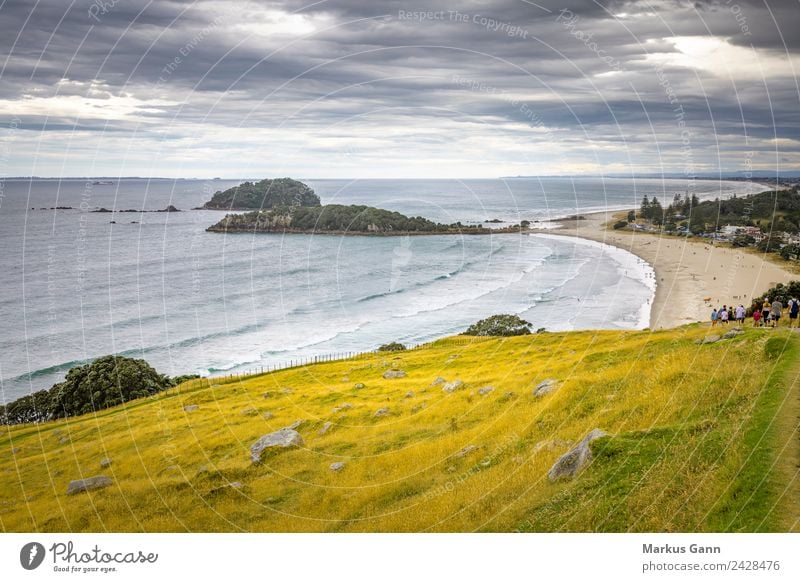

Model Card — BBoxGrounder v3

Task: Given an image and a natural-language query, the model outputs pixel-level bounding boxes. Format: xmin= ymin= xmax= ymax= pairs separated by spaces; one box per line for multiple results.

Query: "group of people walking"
xmin=711 ymin=297 xmax=800 ymax=327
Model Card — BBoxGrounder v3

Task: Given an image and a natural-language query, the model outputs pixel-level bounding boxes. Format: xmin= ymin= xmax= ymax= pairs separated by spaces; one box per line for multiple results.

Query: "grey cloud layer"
xmin=1 ymin=0 xmax=798 ymax=176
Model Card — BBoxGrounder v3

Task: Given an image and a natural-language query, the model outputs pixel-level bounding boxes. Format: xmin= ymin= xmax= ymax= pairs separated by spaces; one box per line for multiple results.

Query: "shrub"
xmin=613 ymin=220 xmax=628 ymax=230
xmin=378 ymin=342 xmax=407 ymax=352
xmin=1 ymin=355 xmax=174 ymax=425
xmin=48 ymin=355 xmax=173 ymax=419
xmin=463 ymin=314 xmax=532 ymax=337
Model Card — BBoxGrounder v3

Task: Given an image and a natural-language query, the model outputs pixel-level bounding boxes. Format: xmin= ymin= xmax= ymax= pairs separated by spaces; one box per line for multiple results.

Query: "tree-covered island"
xmin=206 ymin=205 xmax=528 ymax=235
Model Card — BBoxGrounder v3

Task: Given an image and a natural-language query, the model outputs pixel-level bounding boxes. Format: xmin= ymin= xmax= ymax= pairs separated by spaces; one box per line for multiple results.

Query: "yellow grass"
xmin=1 ymin=325 xmax=796 ymax=532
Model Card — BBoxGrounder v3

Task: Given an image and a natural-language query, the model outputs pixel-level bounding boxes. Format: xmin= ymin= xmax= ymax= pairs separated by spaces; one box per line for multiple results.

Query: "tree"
xmin=640 ymin=196 xmax=651 ymax=219
xmin=626 ymin=210 xmax=636 ymax=223
xmin=649 ymin=197 xmax=664 ymax=225
xmin=780 ymin=244 xmax=800 ymax=261
xmin=757 ymin=234 xmax=783 ymax=253
xmin=463 ymin=314 xmax=532 ymax=337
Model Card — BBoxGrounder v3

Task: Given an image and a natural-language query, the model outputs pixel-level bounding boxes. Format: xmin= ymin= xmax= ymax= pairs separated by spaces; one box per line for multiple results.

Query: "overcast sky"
xmin=1 ymin=0 xmax=799 ymax=178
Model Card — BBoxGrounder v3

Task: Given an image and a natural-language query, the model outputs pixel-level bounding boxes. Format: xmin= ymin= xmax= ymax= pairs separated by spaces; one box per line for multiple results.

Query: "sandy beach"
xmin=534 ymin=211 xmax=798 ymax=329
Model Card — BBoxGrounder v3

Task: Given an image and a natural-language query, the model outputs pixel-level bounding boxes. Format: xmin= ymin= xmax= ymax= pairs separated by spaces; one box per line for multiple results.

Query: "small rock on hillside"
xmin=66 ymin=475 xmax=113 ymax=495
xmin=383 ymin=370 xmax=407 ymax=379
xmin=547 ymin=429 xmax=607 ymax=482
xmin=443 ymin=380 xmax=464 ymax=393
xmin=533 ymin=379 xmax=558 ymax=397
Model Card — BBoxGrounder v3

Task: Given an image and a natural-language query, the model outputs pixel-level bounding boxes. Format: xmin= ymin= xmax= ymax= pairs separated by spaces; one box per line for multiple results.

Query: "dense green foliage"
xmin=639 ymin=187 xmax=800 ymax=235
xmin=203 ymin=178 xmax=321 ymax=209
xmin=377 ymin=342 xmax=407 ymax=352
xmin=0 ymin=356 xmax=175 ymax=425
xmin=207 ymin=204 xmax=511 ymax=234
xmin=463 ymin=314 xmax=532 ymax=336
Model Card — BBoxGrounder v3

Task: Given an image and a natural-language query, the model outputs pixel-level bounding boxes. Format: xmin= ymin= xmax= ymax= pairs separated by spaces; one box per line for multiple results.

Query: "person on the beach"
xmin=790 ymin=297 xmax=799 ymax=328
xmin=753 ymin=309 xmax=761 ymax=327
xmin=720 ymin=306 xmax=729 ymax=325
xmin=710 ymin=308 xmax=718 ymax=327
xmin=762 ymin=299 xmax=771 ymax=326
xmin=735 ymin=304 xmax=745 ymax=324
xmin=771 ymin=298 xmax=783 ymax=327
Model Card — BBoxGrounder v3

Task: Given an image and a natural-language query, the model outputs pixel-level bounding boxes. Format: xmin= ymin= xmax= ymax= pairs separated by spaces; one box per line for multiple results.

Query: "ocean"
xmin=0 ymin=177 xmax=766 ymax=403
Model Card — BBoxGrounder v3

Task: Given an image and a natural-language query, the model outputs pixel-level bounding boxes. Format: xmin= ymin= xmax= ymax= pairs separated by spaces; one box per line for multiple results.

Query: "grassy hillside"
xmin=1 ymin=325 xmax=797 ymax=532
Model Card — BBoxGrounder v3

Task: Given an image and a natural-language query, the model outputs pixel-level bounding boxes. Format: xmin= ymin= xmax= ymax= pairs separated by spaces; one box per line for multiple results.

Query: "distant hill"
xmin=202 ymin=178 xmax=321 ymax=209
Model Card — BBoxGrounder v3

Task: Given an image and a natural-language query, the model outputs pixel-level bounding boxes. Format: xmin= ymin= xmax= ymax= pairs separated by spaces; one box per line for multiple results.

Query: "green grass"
xmin=0 ymin=325 xmax=796 ymax=532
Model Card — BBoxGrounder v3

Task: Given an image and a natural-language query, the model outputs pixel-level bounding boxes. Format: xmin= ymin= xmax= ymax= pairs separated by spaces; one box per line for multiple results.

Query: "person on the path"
xmin=762 ymin=299 xmax=771 ymax=326
xmin=790 ymin=297 xmax=800 ymax=328
xmin=720 ymin=306 xmax=729 ymax=325
xmin=735 ymin=304 xmax=745 ymax=324
xmin=772 ymin=298 xmax=783 ymax=327
xmin=753 ymin=309 xmax=762 ymax=327
xmin=710 ymin=308 xmax=718 ymax=327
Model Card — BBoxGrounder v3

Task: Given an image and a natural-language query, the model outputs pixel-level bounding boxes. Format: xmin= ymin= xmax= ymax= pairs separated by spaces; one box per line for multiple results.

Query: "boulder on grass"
xmin=547 ymin=429 xmax=607 ymax=482
xmin=250 ymin=429 xmax=304 ymax=463
xmin=66 ymin=475 xmax=113 ymax=495
xmin=533 ymin=379 xmax=558 ymax=397
xmin=383 ymin=370 xmax=406 ymax=379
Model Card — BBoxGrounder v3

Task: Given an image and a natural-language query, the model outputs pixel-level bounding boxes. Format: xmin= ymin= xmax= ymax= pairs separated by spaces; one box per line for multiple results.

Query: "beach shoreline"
xmin=532 ymin=210 xmax=798 ymax=329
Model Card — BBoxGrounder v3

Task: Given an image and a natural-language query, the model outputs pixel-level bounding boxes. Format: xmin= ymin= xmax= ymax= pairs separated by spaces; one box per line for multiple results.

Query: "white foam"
xmin=529 ymin=233 xmax=656 ymax=329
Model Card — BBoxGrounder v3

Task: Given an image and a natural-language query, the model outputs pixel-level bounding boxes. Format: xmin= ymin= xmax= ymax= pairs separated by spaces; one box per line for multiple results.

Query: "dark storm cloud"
xmin=0 ymin=0 xmax=798 ymax=176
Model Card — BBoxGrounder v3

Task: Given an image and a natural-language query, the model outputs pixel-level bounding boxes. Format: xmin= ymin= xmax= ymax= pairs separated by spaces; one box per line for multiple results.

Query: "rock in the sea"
xmin=478 ymin=386 xmax=495 ymax=396
xmin=383 ymin=370 xmax=406 ymax=379
xmin=547 ymin=429 xmax=607 ymax=482
xmin=431 ymin=376 xmax=446 ymax=386
xmin=184 ymin=404 xmax=199 ymax=412
xmin=330 ymin=462 xmax=346 ymax=472
xmin=374 ymin=407 xmax=390 ymax=418
xmin=66 ymin=475 xmax=113 ymax=495
xmin=533 ymin=379 xmax=558 ymax=397
xmin=319 ymin=421 xmax=333 ymax=436
xmin=442 ymin=379 xmax=464 ymax=393
xmin=250 ymin=429 xmax=304 ymax=463
xmin=454 ymin=445 xmax=478 ymax=458
xmin=99 ymin=458 xmax=112 ymax=469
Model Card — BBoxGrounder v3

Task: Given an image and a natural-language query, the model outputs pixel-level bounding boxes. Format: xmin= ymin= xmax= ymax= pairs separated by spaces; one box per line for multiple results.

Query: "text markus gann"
xmin=643 ymin=544 xmax=721 ymax=554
